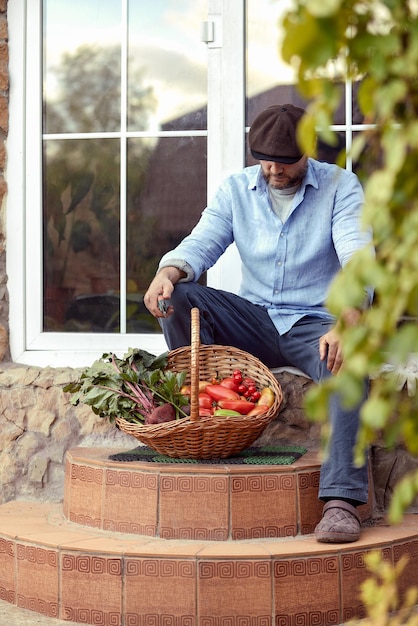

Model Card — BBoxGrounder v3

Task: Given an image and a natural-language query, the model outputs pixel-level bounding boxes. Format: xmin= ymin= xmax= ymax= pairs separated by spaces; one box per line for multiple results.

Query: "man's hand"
xmin=143 ymin=267 xmax=185 ymax=318
xmin=319 ymin=308 xmax=362 ymax=375
xmin=319 ymin=328 xmax=344 ymax=375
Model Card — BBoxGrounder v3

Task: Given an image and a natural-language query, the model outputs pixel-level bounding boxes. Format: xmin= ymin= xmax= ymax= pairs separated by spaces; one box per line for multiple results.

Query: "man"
xmin=144 ymin=104 xmax=373 ymax=543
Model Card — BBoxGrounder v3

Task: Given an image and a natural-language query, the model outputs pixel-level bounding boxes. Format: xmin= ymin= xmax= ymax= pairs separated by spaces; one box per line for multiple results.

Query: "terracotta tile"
xmin=198 ymin=559 xmax=272 ymax=623
xmin=198 ymin=542 xmax=272 ymax=558
xmin=124 ymin=556 xmax=196 ymax=624
xmin=66 ymin=462 xmax=103 ymax=529
xmin=60 ymin=552 xmax=122 ymax=624
xmin=129 ymin=539 xmax=206 ymax=558
xmin=16 ymin=543 xmax=59 ymax=619
xmin=231 ymin=473 xmax=297 ymax=539
xmin=393 ymin=537 xmax=418 ymax=601
xmin=274 ymin=554 xmax=340 ymax=625
xmin=297 ymin=469 xmax=322 ymax=534
xmin=102 ymin=467 xmax=158 ymax=535
xmin=0 ymin=537 xmax=15 ymax=603
xmin=340 ymin=545 xmax=392 ymax=622
xmin=62 ymin=455 xmax=71 ymax=519
xmin=159 ymin=474 xmax=229 ymax=540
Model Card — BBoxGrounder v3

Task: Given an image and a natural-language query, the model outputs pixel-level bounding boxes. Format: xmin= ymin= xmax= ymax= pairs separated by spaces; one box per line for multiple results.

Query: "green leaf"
xmin=361 ymin=397 xmax=393 ymax=429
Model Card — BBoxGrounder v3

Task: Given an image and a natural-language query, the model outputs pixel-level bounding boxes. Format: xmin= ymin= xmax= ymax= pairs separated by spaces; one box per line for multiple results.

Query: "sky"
xmin=44 ymin=0 xmax=295 ymax=125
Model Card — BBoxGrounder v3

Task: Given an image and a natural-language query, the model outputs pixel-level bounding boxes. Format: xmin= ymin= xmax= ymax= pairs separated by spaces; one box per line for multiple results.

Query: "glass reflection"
xmin=245 ymin=1 xmax=345 ymax=126
xmin=43 ymin=0 xmax=122 ymax=133
xmin=126 ymin=134 xmax=207 ymax=333
xmin=128 ymin=0 xmax=207 ymax=131
xmin=43 ymin=139 xmax=120 ymax=331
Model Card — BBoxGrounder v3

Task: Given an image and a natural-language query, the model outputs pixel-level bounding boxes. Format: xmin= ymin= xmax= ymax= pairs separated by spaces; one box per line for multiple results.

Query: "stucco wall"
xmin=0 ymin=0 xmax=9 ymax=363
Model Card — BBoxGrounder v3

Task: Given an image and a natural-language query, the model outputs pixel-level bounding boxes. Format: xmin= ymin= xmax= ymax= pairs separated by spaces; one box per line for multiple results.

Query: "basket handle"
xmin=189 ymin=307 xmax=200 ymax=422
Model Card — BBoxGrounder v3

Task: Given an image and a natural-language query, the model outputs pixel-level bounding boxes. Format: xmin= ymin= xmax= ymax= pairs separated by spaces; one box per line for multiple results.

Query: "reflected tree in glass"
xmin=43 ymin=44 xmax=159 ymax=332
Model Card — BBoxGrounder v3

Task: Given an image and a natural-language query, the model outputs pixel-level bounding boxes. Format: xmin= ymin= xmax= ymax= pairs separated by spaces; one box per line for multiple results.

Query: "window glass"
xmin=42 ymin=0 xmax=207 ymax=333
xmin=128 ymin=1 xmax=207 ymax=131
xmin=245 ymin=0 xmax=346 ymax=164
xmin=43 ymin=0 xmax=122 ymax=134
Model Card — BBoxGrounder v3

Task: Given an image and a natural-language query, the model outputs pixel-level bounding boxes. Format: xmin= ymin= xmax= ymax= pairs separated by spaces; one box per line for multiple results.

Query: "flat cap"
xmin=249 ymin=104 xmax=305 ymax=164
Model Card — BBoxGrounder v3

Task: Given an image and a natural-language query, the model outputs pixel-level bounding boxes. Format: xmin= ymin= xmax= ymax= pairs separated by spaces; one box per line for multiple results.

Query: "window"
xmin=7 ymin=0 xmax=370 ymax=367
xmin=9 ymin=0 xmax=215 ymax=365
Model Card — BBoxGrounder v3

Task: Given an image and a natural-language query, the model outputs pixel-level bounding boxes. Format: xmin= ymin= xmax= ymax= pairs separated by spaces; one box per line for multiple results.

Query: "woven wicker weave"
xmin=115 ymin=308 xmax=283 ymax=459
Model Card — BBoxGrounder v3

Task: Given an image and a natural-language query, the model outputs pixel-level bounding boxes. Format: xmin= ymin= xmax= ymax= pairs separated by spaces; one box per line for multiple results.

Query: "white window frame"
xmin=7 ymin=0 xmax=245 ymax=367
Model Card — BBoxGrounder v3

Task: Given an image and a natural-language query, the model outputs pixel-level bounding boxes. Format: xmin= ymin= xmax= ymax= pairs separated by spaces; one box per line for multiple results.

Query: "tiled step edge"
xmin=0 ymin=501 xmax=417 ymax=625
xmin=63 ymin=447 xmax=373 ymax=540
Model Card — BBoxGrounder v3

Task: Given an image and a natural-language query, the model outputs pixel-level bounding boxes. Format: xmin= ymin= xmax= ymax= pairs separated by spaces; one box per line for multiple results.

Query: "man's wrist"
xmin=158 ymin=259 xmax=194 ymax=282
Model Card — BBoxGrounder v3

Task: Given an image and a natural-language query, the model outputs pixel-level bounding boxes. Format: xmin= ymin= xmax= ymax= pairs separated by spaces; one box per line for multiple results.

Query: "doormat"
xmin=108 ymin=444 xmax=307 ymax=465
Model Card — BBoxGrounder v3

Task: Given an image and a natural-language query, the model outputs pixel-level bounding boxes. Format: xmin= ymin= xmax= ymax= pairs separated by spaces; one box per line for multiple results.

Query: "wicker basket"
xmin=115 ymin=307 xmax=283 ymax=459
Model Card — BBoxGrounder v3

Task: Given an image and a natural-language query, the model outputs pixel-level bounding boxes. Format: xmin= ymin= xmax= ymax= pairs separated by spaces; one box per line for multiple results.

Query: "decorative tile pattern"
xmin=340 ymin=546 xmax=392 ymax=622
xmin=60 ymin=553 xmax=122 ymax=625
xmin=274 ymin=555 xmax=340 ymax=625
xmin=159 ymin=474 xmax=229 ymax=540
xmin=0 ymin=537 xmax=15 ymax=603
xmin=297 ymin=470 xmax=322 ymax=534
xmin=124 ymin=557 xmax=196 ymax=625
xmin=393 ymin=538 xmax=418 ymax=601
xmin=198 ymin=559 xmax=272 ymax=624
xmin=16 ymin=543 xmax=59 ymax=618
xmin=231 ymin=474 xmax=297 ymax=539
xmin=103 ymin=469 xmax=158 ymax=536
xmin=67 ymin=463 xmax=103 ymax=528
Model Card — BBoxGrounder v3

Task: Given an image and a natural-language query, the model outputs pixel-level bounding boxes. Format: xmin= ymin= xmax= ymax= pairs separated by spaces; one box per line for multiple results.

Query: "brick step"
xmin=64 ymin=447 xmax=372 ymax=540
xmin=0 ymin=500 xmax=417 ymax=625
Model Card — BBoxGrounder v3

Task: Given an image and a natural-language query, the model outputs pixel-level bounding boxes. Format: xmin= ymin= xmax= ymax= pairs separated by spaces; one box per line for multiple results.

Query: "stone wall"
xmin=0 ymin=363 xmax=135 ymax=504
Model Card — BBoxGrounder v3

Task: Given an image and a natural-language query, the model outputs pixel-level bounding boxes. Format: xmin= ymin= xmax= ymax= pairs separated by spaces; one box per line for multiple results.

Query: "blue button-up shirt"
xmin=159 ymin=158 xmax=372 ymax=335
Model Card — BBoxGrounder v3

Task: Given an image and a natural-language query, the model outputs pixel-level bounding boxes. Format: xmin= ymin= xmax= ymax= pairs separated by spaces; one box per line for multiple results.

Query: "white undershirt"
xmin=269 ymin=184 xmax=299 ymax=223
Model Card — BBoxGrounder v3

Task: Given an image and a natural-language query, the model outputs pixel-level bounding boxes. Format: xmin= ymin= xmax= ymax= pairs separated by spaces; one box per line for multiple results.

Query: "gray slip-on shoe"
xmin=314 ymin=499 xmax=361 ymax=543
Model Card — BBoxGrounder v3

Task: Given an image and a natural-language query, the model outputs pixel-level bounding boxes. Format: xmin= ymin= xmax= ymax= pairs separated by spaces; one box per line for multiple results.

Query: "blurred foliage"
xmin=281 ymin=0 xmax=418 ymax=523
xmin=348 ymin=551 xmax=418 ymax=625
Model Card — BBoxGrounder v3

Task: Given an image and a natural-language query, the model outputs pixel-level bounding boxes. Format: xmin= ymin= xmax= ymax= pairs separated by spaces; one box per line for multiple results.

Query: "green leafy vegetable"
xmin=64 ymin=348 xmax=189 ymax=423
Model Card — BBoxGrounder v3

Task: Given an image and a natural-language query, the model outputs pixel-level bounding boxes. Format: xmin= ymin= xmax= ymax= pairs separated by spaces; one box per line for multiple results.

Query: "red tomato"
xmin=242 ymin=377 xmax=256 ymax=387
xmin=217 ymin=399 xmax=255 ymax=415
xmin=219 ymin=377 xmax=240 ymax=392
xmin=205 ymin=384 xmax=240 ymax=401
xmin=233 ymin=369 xmax=243 ymax=383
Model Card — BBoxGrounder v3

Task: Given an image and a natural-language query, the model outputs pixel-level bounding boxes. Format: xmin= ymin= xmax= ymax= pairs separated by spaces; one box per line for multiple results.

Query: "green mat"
xmin=109 ymin=444 xmax=307 ymax=465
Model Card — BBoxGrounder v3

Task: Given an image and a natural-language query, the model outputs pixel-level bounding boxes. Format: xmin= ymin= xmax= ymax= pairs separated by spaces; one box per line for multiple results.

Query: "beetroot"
xmin=145 ymin=403 xmax=176 ymax=424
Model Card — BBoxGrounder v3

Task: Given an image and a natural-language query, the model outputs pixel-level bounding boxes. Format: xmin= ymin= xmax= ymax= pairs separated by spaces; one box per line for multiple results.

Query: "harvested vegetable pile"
xmin=64 ymin=350 xmax=277 ymax=425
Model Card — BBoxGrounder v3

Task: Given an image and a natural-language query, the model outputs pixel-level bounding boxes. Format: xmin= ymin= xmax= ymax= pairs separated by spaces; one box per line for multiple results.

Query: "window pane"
xmin=43 ymin=138 xmax=121 ymax=332
xmin=245 ymin=1 xmax=345 ymax=128
xmin=126 ymin=134 xmax=207 ymax=333
xmin=41 ymin=0 xmax=208 ymax=335
xmin=127 ymin=0 xmax=207 ymax=131
xmin=43 ymin=0 xmax=122 ymax=134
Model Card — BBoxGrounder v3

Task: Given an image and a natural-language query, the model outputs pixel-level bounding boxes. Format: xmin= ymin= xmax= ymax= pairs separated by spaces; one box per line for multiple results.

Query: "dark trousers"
xmin=161 ymin=282 xmax=369 ymax=504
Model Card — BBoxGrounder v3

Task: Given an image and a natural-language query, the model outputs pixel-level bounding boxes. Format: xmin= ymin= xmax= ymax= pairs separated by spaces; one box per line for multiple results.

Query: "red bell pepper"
xmin=205 ymin=384 xmax=240 ymax=402
xmin=217 ymin=399 xmax=255 ymax=415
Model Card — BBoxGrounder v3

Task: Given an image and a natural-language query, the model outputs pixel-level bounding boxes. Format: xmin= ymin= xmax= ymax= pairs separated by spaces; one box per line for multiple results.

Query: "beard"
xmin=264 ymin=162 xmax=308 ymax=190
